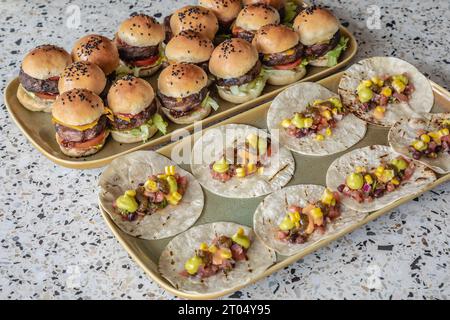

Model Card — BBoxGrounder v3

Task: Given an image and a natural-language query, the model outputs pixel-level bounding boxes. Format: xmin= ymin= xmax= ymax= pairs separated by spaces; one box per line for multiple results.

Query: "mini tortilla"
xmin=253 ymin=184 xmax=366 ymax=256
xmin=267 ymin=82 xmax=367 ymax=156
xmin=158 ymin=222 xmax=276 ymax=295
xmin=98 ymin=151 xmax=204 ymax=240
xmin=389 ymin=113 xmax=450 ymax=174
xmin=191 ymin=124 xmax=295 ymax=198
xmin=338 ymin=57 xmax=434 ymax=127
xmin=326 ymin=145 xmax=436 ymax=212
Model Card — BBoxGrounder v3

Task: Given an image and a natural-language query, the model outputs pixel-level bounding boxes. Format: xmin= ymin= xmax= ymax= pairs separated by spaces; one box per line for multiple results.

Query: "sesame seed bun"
xmin=209 ymin=38 xmax=259 ymax=79
xmin=293 ymin=7 xmax=340 ymax=46
xmin=158 ymin=63 xmax=208 ymax=98
xmin=198 ymin=0 xmax=242 ymax=24
xmin=52 ymin=89 xmax=104 ymax=126
xmin=16 ymin=84 xmax=54 ymax=113
xmin=170 ymin=6 xmax=219 ymax=40
xmin=117 ymin=14 xmax=165 ymax=47
xmin=58 ymin=61 xmax=106 ymax=95
xmin=107 ymin=76 xmax=155 ymax=115
xmin=252 ymin=24 xmax=299 ymax=54
xmin=72 ymin=35 xmax=120 ymax=76
xmin=21 ymin=45 xmax=72 ymax=80
xmin=242 ymin=0 xmax=286 ymax=10
xmin=235 ymin=4 xmax=280 ymax=31
xmin=165 ymin=30 xmax=214 ymax=64
xmin=56 ymin=131 xmax=109 ymax=157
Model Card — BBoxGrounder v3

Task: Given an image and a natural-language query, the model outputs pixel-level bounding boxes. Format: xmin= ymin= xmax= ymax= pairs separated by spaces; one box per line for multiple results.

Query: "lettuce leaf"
xmin=116 ymin=46 xmax=165 ymax=78
xmin=201 ymin=92 xmax=220 ymax=111
xmin=129 ymin=113 xmax=168 ymax=142
xmin=326 ymin=37 xmax=349 ymax=67
xmin=225 ymin=69 xmax=268 ymax=96
xmin=152 ymin=113 xmax=168 ymax=135
xmin=283 ymin=1 xmax=298 ymax=25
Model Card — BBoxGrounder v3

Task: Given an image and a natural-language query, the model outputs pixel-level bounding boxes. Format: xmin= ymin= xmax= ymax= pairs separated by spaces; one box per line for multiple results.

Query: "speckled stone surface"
xmin=0 ymin=0 xmax=449 ymax=300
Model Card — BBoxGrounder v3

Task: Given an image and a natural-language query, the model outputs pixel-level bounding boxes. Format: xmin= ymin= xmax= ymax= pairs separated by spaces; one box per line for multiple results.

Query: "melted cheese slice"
xmin=52 ymin=117 xmax=99 ymax=131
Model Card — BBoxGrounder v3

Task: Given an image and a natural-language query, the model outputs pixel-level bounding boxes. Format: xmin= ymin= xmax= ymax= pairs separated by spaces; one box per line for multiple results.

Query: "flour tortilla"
xmin=191 ymin=124 xmax=295 ymax=198
xmin=267 ymin=82 xmax=367 ymax=156
xmin=326 ymin=145 xmax=436 ymax=212
xmin=338 ymin=57 xmax=434 ymax=127
xmin=389 ymin=113 xmax=450 ymax=174
xmin=253 ymin=184 xmax=366 ymax=256
xmin=98 ymin=151 xmax=204 ymax=240
xmin=158 ymin=222 xmax=276 ymax=295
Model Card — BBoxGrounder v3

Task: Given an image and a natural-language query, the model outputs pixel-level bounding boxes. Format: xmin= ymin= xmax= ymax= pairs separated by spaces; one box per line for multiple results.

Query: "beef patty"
xmin=109 ymin=100 xmax=157 ymax=131
xmin=216 ymin=60 xmax=262 ymax=87
xmin=19 ymin=68 xmax=59 ymax=94
xmin=115 ymin=37 xmax=160 ymax=63
xmin=158 ymin=87 xmax=208 ymax=115
xmin=262 ymin=43 xmax=304 ymax=67
xmin=304 ymin=31 xmax=340 ymax=58
xmin=56 ymin=116 xmax=107 ymax=143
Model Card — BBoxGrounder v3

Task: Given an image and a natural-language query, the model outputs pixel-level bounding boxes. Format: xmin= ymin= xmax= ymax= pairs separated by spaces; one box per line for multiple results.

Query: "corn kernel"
xmin=439 ymin=128 xmax=449 ymax=136
xmin=313 ymin=99 xmax=323 ymax=106
xmin=375 ymin=106 xmax=386 ymax=113
xmin=356 ymin=166 xmax=366 ymax=173
xmin=380 ymin=87 xmax=392 ymax=97
xmin=322 ymin=110 xmax=332 ymax=120
xmin=371 ymin=76 xmax=384 ymax=87
xmin=220 ymin=248 xmax=232 ymax=259
xmin=420 ymin=134 xmax=431 ymax=143
xmin=157 ymin=174 xmax=167 ymax=179
xmin=325 ymin=127 xmax=332 ymax=136
xmin=316 ymin=134 xmax=324 ymax=141
xmin=165 ymin=165 xmax=176 ymax=176
xmin=281 ymin=119 xmax=292 ymax=128
xmin=413 ymin=140 xmax=428 ymax=151
xmin=310 ymin=207 xmax=323 ymax=220
xmin=236 ymin=167 xmax=246 ymax=178
xmin=208 ymin=245 xmax=218 ymax=253
xmin=362 ymin=80 xmax=373 ymax=87
xmin=364 ymin=174 xmax=373 ymax=184
xmin=391 ymin=178 xmax=400 ymax=185
xmin=332 ymin=108 xmax=338 ymax=115
xmin=247 ymin=163 xmax=256 ymax=173
xmin=257 ymin=167 xmax=265 ymax=175
xmin=171 ymin=192 xmax=182 ymax=201
xmin=125 ymin=190 xmax=136 ymax=197
xmin=376 ymin=166 xmax=385 ymax=174
xmin=199 ymin=243 xmax=208 ymax=251
xmin=236 ymin=227 xmax=245 ymax=236
xmin=303 ymin=118 xmax=314 ymax=128
xmin=144 ymin=179 xmax=158 ymax=192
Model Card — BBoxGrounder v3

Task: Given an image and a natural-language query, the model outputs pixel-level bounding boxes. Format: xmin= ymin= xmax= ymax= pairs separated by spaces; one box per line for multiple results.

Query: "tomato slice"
xmin=273 ymin=58 xmax=303 ymax=70
xmin=36 ymin=92 xmax=58 ymax=100
xmin=73 ymin=130 xmax=107 ymax=149
xmin=131 ymin=55 xmax=159 ymax=67
xmin=48 ymin=76 xmax=60 ymax=81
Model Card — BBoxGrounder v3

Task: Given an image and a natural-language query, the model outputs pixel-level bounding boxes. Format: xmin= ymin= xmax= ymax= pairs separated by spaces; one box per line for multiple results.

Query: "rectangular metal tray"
xmin=99 ymin=71 xmax=450 ymax=299
xmin=4 ymin=28 xmax=357 ymax=169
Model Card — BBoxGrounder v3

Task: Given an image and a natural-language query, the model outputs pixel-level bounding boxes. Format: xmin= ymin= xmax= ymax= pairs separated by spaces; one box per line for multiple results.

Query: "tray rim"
xmin=4 ymin=27 xmax=357 ymax=170
xmin=99 ymin=72 xmax=450 ymax=299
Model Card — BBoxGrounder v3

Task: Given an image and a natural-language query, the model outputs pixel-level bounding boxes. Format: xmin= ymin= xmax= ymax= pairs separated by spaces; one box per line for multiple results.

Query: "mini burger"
xmin=232 ymin=4 xmax=280 ymax=43
xmin=114 ymin=14 xmax=165 ymax=77
xmin=252 ymin=24 xmax=306 ymax=85
xmin=17 ymin=45 xmax=72 ymax=112
xmin=164 ymin=30 xmax=214 ymax=80
xmin=293 ymin=6 xmax=348 ymax=67
xmin=52 ymin=89 xmax=109 ymax=157
xmin=106 ymin=76 xmax=167 ymax=143
xmin=157 ymin=63 xmax=218 ymax=124
xmin=242 ymin=0 xmax=300 ymax=24
xmin=198 ymin=0 xmax=241 ymax=30
xmin=58 ymin=61 xmax=107 ymax=97
xmin=209 ymin=38 xmax=267 ymax=104
xmin=169 ymin=6 xmax=219 ymax=41
xmin=72 ymin=34 xmax=120 ymax=76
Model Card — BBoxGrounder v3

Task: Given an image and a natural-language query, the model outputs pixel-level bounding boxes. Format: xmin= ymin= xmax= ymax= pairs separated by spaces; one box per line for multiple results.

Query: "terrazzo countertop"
xmin=0 ymin=0 xmax=449 ymax=300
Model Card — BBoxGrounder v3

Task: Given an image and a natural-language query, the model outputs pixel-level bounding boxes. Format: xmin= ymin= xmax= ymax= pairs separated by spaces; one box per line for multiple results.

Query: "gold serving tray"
xmin=4 ymin=28 xmax=357 ymax=169
xmin=99 ymin=71 xmax=450 ymax=299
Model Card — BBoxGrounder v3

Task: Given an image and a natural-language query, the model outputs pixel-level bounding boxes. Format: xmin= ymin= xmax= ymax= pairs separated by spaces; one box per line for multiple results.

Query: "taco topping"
xmin=408 ymin=121 xmax=450 ymax=160
xmin=281 ymin=97 xmax=345 ymax=140
xmin=181 ymin=228 xmax=250 ymax=278
xmin=113 ymin=165 xmax=188 ymax=221
xmin=210 ymin=134 xmax=272 ymax=182
xmin=337 ymin=156 xmax=415 ymax=203
xmin=276 ymin=189 xmax=341 ymax=244
xmin=355 ymin=74 xmax=415 ymax=119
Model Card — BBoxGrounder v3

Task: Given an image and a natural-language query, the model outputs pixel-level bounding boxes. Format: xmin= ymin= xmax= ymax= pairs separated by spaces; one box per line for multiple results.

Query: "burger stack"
xmin=15 ymin=1 xmax=349 ymax=158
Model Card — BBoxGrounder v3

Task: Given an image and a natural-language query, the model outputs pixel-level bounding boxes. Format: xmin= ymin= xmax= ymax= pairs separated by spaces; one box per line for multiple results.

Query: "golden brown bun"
xmin=165 ymin=30 xmax=214 ymax=64
xmin=216 ymin=86 xmax=263 ymax=103
xmin=161 ymin=104 xmax=211 ymax=124
xmin=58 ymin=61 xmax=106 ymax=95
xmin=158 ymin=63 xmax=208 ymax=98
xmin=52 ymin=89 xmax=104 ymax=126
xmin=235 ymin=4 xmax=280 ymax=31
xmin=170 ymin=6 xmax=219 ymax=40
xmin=72 ymin=35 xmax=120 ymax=75
xmin=198 ymin=0 xmax=242 ymax=24
xmin=209 ymin=38 xmax=259 ymax=79
xmin=21 ymin=45 xmax=72 ymax=80
xmin=117 ymin=14 xmax=165 ymax=47
xmin=293 ymin=7 xmax=339 ymax=46
xmin=252 ymin=24 xmax=299 ymax=54
xmin=308 ymin=55 xmax=330 ymax=67
xmin=111 ymin=126 xmax=158 ymax=144
xmin=16 ymin=84 xmax=54 ymax=113
xmin=56 ymin=131 xmax=109 ymax=157
xmin=266 ymin=66 xmax=306 ymax=85
xmin=242 ymin=0 xmax=286 ymax=10
xmin=107 ymin=76 xmax=155 ymax=115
